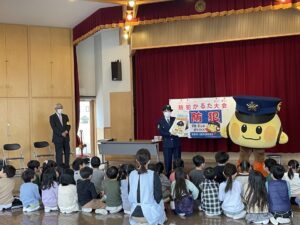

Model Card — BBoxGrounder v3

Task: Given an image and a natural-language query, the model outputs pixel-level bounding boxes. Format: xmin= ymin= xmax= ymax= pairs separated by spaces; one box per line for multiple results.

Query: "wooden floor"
xmin=1 ymin=207 xmax=300 ymax=225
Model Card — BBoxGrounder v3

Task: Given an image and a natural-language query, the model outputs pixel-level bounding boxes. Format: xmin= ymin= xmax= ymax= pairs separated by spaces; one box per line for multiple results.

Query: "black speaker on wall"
xmin=111 ymin=60 xmax=122 ymax=81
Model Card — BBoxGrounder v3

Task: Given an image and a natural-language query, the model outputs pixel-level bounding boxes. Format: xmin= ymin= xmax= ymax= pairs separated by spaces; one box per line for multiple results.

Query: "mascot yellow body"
xmin=221 ymin=96 xmax=288 ymax=176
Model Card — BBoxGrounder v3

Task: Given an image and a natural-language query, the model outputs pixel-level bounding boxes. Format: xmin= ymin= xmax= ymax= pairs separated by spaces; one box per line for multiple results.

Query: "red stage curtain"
xmin=134 ymin=35 xmax=300 ymax=153
xmin=137 ymin=0 xmax=299 ymax=22
xmin=74 ymin=46 xmax=80 ymax=147
xmin=73 ymin=6 xmax=123 ymax=43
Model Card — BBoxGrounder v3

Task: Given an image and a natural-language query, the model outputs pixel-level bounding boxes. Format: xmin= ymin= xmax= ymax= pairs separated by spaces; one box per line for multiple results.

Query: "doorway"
xmin=77 ymin=100 xmax=96 ymax=156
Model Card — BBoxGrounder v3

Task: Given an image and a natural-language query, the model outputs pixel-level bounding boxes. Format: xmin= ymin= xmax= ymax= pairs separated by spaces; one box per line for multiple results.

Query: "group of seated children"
xmin=0 ymin=151 xmax=299 ymax=225
xmin=168 ymin=152 xmax=297 ymax=225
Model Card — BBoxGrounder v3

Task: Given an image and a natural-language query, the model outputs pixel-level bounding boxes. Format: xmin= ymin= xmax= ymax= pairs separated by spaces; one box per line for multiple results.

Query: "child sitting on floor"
xmin=214 ymin=152 xmax=229 ymax=183
xmin=155 ymin=162 xmax=171 ymax=202
xmin=103 ymin=166 xmax=122 ymax=214
xmin=118 ymin=163 xmax=135 ymax=214
xmin=58 ymin=173 xmax=79 ymax=213
xmin=244 ymin=170 xmax=271 ymax=224
xmin=171 ymin=167 xmax=199 ymax=217
xmin=283 ymin=159 xmax=300 ymax=205
xmin=219 ymin=163 xmax=246 ymax=220
xmin=235 ymin=160 xmax=251 ymax=191
xmin=199 ymin=167 xmax=222 ymax=216
xmin=20 ymin=169 xmax=41 ymax=212
xmin=0 ymin=165 xmax=16 ymax=211
xmin=41 ymin=167 xmax=59 ymax=212
xmin=267 ymin=164 xmax=292 ymax=225
xmin=77 ymin=167 xmax=107 ymax=215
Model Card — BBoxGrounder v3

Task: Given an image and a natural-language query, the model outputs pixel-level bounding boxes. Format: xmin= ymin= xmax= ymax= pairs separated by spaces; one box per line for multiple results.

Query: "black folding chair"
xmin=2 ymin=143 xmax=25 ymax=175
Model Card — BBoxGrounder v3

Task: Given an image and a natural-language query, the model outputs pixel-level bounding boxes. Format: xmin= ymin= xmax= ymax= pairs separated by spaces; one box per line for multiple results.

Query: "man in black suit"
xmin=157 ymin=105 xmax=181 ymax=176
xmin=50 ymin=103 xmax=71 ymax=166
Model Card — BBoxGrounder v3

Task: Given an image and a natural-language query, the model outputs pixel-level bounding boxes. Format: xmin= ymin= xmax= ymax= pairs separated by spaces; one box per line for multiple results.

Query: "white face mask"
xmin=56 ymin=109 xmax=63 ymax=114
xmin=163 ymin=111 xmax=171 ymax=118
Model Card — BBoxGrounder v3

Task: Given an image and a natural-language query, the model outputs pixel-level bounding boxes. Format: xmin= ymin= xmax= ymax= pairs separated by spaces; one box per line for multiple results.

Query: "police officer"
xmin=158 ymin=105 xmax=181 ymax=176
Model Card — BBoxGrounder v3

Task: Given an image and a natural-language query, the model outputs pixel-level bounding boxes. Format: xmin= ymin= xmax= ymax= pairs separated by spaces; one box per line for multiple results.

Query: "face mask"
xmin=163 ymin=111 xmax=171 ymax=118
xmin=56 ymin=109 xmax=63 ymax=114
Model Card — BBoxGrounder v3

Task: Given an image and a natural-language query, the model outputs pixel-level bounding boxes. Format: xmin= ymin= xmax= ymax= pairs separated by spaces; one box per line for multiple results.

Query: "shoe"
xmin=262 ymin=219 xmax=270 ymax=224
xmin=178 ymin=213 xmax=185 ymax=217
xmin=254 ymin=219 xmax=269 ymax=224
xmin=225 ymin=213 xmax=234 ymax=218
xmin=270 ymin=217 xmax=279 ymax=225
xmin=23 ymin=204 xmax=40 ymax=212
xmin=81 ymin=208 xmax=92 ymax=213
xmin=95 ymin=208 xmax=108 ymax=215
xmin=44 ymin=206 xmax=58 ymax=213
xmin=276 ymin=217 xmax=290 ymax=224
xmin=198 ymin=206 xmax=203 ymax=211
xmin=107 ymin=205 xmax=122 ymax=214
xmin=233 ymin=210 xmax=246 ymax=220
xmin=123 ymin=210 xmax=131 ymax=214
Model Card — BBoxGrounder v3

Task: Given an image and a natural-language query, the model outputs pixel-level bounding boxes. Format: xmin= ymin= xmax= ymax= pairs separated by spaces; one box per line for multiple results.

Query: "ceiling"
xmin=0 ymin=0 xmax=116 ymax=28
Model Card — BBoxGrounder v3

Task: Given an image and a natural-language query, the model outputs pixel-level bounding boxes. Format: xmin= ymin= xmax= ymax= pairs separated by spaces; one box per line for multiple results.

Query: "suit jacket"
xmin=158 ymin=117 xmax=181 ymax=148
xmin=50 ymin=113 xmax=71 ymax=143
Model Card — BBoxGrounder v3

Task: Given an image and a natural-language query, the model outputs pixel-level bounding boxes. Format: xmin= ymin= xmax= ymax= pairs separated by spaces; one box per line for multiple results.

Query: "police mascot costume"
xmin=221 ymin=96 xmax=288 ymax=176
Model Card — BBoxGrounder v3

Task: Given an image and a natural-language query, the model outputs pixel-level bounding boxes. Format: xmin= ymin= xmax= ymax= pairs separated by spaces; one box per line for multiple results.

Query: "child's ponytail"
xmin=288 ymin=160 xmax=299 ymax=180
xmin=223 ymin=163 xmax=237 ymax=193
xmin=136 ymin=148 xmax=151 ymax=174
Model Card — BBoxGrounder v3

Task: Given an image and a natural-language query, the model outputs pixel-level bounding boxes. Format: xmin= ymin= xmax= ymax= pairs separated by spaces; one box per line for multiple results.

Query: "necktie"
xmin=59 ymin=114 xmax=63 ymax=125
xmin=167 ymin=118 xmax=170 ymax=124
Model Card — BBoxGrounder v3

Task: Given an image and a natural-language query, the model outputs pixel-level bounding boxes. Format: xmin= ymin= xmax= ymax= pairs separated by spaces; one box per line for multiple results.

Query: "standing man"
xmin=158 ymin=105 xmax=181 ymax=176
xmin=50 ymin=103 xmax=71 ymax=167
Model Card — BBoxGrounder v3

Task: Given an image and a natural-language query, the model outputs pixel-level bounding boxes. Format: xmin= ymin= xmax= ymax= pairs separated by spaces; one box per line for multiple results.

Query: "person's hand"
xmin=62 ymin=131 xmax=68 ymax=137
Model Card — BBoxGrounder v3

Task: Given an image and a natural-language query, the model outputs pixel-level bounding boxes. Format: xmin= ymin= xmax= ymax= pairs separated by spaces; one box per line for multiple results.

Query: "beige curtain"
xmin=131 ymin=9 xmax=300 ymax=50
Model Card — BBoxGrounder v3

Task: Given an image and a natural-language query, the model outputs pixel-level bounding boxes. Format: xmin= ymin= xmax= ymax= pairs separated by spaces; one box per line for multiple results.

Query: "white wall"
xmin=76 ymin=28 xmax=131 ymax=140
xmin=76 ymin=36 xmax=96 ymax=96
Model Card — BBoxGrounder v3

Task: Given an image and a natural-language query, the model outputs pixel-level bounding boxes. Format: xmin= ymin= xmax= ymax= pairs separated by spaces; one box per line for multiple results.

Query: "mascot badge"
xmin=221 ymin=96 xmax=288 ymax=176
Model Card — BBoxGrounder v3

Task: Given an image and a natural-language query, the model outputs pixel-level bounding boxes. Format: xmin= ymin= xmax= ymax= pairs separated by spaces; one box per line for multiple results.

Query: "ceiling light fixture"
xmin=125 ymin=25 xmax=131 ymax=31
xmin=123 ymin=32 xmax=129 ymax=40
xmin=128 ymin=0 xmax=135 ymax=7
xmin=126 ymin=12 xmax=133 ymax=21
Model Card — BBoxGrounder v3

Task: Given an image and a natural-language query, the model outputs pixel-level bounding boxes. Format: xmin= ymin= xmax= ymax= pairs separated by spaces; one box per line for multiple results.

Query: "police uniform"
xmin=158 ymin=105 xmax=181 ymax=176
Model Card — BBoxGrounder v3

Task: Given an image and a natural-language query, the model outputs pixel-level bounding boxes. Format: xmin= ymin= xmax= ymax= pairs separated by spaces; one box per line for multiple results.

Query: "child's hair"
xmin=174 ymin=167 xmax=188 ymax=200
xmin=80 ymin=166 xmax=93 ymax=179
xmin=41 ymin=167 xmax=57 ymax=190
xmin=271 ymin=164 xmax=285 ymax=180
xmin=148 ymin=163 xmax=156 ymax=171
xmin=245 ymin=170 xmax=268 ymax=211
xmin=22 ymin=169 xmax=35 ymax=183
xmin=136 ymin=148 xmax=151 ymax=174
xmin=91 ymin=156 xmax=101 ymax=168
xmin=173 ymin=158 xmax=184 ymax=170
xmin=42 ymin=160 xmax=57 ymax=170
xmin=118 ymin=164 xmax=135 ymax=180
xmin=72 ymin=158 xmax=84 ymax=171
xmin=106 ymin=166 xmax=118 ymax=179
xmin=41 ymin=160 xmax=57 ymax=182
xmin=2 ymin=165 xmax=16 ymax=178
xmin=192 ymin=155 xmax=205 ymax=167
xmin=264 ymin=158 xmax=277 ymax=172
xmin=239 ymin=160 xmax=251 ymax=173
xmin=64 ymin=168 xmax=75 ymax=177
xmin=204 ymin=167 xmax=215 ymax=180
xmin=223 ymin=163 xmax=237 ymax=193
xmin=82 ymin=158 xmax=90 ymax=166
xmin=60 ymin=173 xmax=76 ymax=186
xmin=27 ymin=160 xmax=40 ymax=170
xmin=287 ymin=160 xmax=299 ymax=180
xmin=155 ymin=162 xmax=165 ymax=175
xmin=215 ymin=152 xmax=229 ymax=164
